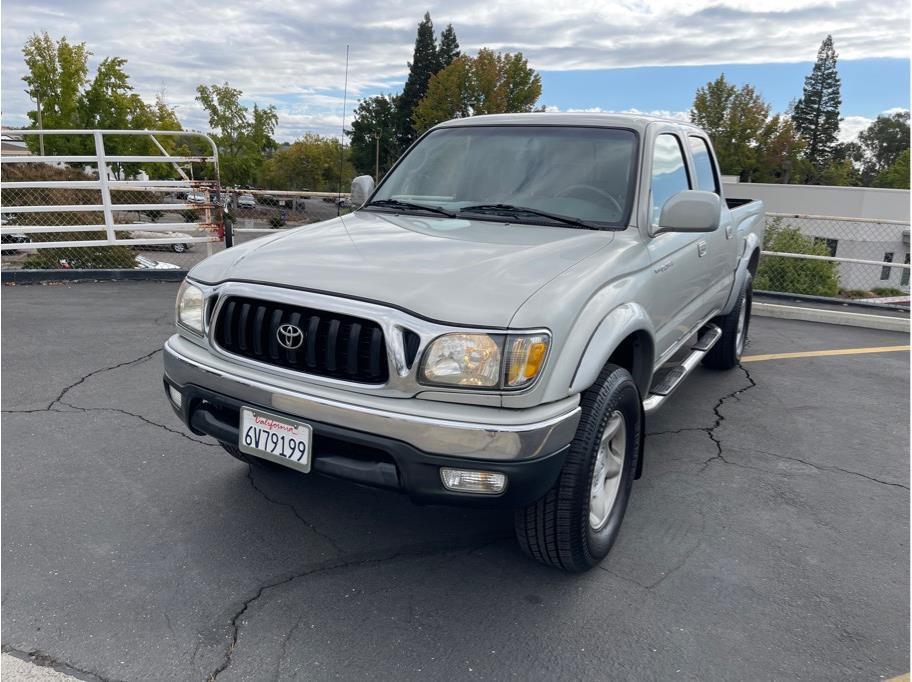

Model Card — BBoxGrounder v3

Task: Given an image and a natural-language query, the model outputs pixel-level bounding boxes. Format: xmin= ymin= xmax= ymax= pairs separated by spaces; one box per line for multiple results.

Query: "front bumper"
xmin=163 ymin=335 xmax=580 ymax=506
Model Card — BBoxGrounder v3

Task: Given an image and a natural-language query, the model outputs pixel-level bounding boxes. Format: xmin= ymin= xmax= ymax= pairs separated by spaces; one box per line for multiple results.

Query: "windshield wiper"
xmin=364 ymin=198 xmax=456 ymax=217
xmin=458 ymin=204 xmax=598 ymax=229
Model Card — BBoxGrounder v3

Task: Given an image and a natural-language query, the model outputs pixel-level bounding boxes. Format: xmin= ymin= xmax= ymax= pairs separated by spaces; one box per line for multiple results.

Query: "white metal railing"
xmin=762 ymin=212 xmax=911 ymax=273
xmin=0 ymin=129 xmax=222 ymax=252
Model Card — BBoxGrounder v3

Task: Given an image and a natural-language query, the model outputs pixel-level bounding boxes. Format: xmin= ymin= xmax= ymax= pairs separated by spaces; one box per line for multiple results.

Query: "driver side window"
xmin=650 ymin=134 xmax=691 ymax=227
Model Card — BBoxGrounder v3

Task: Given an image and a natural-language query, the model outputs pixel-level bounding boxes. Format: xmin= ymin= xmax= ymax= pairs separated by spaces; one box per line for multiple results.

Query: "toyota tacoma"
xmin=163 ymin=113 xmax=764 ymax=571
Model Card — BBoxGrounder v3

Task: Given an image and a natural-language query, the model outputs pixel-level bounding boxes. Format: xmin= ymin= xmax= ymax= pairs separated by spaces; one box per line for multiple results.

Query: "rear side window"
xmin=688 ymin=136 xmax=719 ymax=193
xmin=650 ymin=134 xmax=690 ymax=226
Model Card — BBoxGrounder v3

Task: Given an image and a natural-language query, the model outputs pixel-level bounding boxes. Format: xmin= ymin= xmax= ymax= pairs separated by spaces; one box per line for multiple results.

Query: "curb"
xmin=2 ymin=269 xmax=188 ymax=284
xmin=754 ymin=302 xmax=911 ymax=333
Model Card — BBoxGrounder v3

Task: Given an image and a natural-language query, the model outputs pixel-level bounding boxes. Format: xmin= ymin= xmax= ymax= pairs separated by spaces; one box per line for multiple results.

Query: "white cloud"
xmin=1 ymin=0 xmax=908 ymax=142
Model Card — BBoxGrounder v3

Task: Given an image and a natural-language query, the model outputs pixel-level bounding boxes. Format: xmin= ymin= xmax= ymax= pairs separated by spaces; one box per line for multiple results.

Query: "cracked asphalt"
xmin=2 ymin=281 xmax=909 ymax=681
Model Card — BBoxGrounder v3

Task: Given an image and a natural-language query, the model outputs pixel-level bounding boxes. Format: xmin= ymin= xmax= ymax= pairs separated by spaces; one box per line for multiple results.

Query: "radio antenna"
xmin=337 ymin=44 xmax=350 ymax=217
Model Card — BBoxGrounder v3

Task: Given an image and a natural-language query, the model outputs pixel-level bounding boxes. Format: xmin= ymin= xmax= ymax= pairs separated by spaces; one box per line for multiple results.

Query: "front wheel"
xmin=514 ymin=363 xmax=641 ymax=572
xmin=171 ymin=243 xmax=188 ymax=253
xmin=703 ymin=275 xmax=752 ymax=370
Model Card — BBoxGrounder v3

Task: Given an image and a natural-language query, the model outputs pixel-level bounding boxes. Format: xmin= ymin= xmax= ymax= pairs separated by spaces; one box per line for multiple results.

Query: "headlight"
xmin=420 ymin=332 xmax=550 ymax=389
xmin=176 ymin=280 xmax=205 ymax=334
xmin=421 ymin=333 xmax=502 ymax=387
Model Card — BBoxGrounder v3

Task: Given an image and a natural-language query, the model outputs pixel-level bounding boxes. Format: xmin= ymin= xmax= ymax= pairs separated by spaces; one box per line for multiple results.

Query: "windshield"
xmin=367 ymin=125 xmax=638 ymax=228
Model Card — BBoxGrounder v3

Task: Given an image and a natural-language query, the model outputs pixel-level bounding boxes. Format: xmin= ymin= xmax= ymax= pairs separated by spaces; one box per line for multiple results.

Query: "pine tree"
xmin=396 ymin=12 xmax=439 ymax=149
xmin=438 ymin=24 xmax=461 ymax=69
xmin=792 ymin=35 xmax=842 ymax=178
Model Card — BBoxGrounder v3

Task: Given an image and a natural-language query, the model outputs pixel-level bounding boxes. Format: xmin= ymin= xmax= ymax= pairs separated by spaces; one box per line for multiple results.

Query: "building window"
xmin=813 ymin=237 xmax=838 ymax=257
xmin=902 ymin=253 xmax=910 ymax=288
xmin=880 ymin=252 xmax=894 ymax=281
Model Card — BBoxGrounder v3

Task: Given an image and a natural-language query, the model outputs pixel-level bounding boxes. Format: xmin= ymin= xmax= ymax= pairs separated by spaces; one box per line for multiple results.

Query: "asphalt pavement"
xmin=1 ymin=281 xmax=909 ymax=680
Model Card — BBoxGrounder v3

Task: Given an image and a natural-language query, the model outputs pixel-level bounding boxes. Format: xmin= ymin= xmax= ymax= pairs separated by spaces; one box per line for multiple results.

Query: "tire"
xmin=703 ymin=275 xmax=752 ymax=370
xmin=220 ymin=443 xmax=281 ymax=469
xmin=171 ymin=243 xmax=187 ymax=253
xmin=514 ymin=363 xmax=641 ymax=572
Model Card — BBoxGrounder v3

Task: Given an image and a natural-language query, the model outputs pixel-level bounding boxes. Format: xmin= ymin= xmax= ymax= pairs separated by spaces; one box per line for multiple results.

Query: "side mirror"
xmin=655 ymin=190 xmax=721 ymax=235
xmin=350 ymin=175 xmax=375 ymax=207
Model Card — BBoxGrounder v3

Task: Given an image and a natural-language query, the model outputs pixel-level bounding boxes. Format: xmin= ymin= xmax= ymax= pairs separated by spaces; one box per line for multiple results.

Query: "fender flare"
xmin=569 ymin=302 xmax=655 ymax=396
xmin=722 ymin=232 xmax=760 ymax=314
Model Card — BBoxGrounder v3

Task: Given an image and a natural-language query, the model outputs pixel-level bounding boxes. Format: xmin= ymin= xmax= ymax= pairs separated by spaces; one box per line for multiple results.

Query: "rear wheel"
xmin=171 ymin=243 xmax=187 ymax=253
xmin=703 ymin=275 xmax=752 ymax=370
xmin=514 ymin=363 xmax=641 ymax=572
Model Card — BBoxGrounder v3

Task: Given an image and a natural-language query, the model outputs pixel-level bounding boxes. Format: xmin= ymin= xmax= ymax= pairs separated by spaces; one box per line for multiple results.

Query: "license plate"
xmin=239 ymin=407 xmax=312 ymax=473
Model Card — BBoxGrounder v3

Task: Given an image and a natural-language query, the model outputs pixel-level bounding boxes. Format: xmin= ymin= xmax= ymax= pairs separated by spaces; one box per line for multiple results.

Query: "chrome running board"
xmin=643 ymin=324 xmax=722 ymax=415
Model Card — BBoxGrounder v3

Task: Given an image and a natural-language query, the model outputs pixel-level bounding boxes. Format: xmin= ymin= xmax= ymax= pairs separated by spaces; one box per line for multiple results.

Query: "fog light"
xmin=168 ymin=385 xmax=183 ymax=408
xmin=440 ymin=468 xmax=507 ymax=494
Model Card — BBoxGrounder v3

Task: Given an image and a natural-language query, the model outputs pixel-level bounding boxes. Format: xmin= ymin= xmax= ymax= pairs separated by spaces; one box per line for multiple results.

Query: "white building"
xmin=723 ymin=182 xmax=911 ymax=292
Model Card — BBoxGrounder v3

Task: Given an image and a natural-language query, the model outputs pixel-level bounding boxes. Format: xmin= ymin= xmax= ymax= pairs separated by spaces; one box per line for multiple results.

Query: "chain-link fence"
xmin=3 ymin=138 xmax=909 ymax=306
xmin=224 ymin=189 xmax=351 ymax=248
xmin=757 ymin=213 xmax=911 ymax=303
xmin=1 ymin=129 xmax=223 ymax=272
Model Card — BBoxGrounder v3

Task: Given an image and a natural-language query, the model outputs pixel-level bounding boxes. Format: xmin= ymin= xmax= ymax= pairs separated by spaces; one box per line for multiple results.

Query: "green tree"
xmin=792 ymin=35 xmax=842 ymax=179
xmin=755 ymin=219 xmax=840 ymax=296
xmin=21 ymin=32 xmax=91 ymax=155
xmin=413 ymin=49 xmax=542 ymax=133
xmin=396 ymin=12 xmax=439 ymax=149
xmin=754 ymin=115 xmax=804 ymax=183
xmin=873 ymin=148 xmax=910 ymax=189
xmin=20 ymin=32 xmax=184 ymax=166
xmin=195 ymin=83 xmax=278 ymax=185
xmin=258 ymin=133 xmax=355 ymax=191
xmin=854 ymin=111 xmax=910 ymax=184
xmin=690 ymin=75 xmax=769 ymax=179
xmin=347 ymin=94 xmax=399 ymax=178
xmin=438 ymin=24 xmax=461 ymax=69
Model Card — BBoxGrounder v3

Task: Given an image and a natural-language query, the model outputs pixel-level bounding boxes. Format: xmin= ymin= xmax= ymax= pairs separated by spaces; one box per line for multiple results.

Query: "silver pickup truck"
xmin=163 ymin=113 xmax=764 ymax=571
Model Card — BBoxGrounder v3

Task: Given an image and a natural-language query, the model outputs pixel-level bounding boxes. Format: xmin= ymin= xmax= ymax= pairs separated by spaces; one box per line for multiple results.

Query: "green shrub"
xmin=755 ymin=219 xmax=840 ymax=297
xmin=143 ymin=209 xmax=164 ymax=222
xmin=180 ymin=209 xmax=198 ymax=223
xmin=268 ymin=215 xmax=286 ymax=228
xmin=871 ymin=287 xmax=904 ymax=297
xmin=22 ymin=232 xmax=137 ymax=270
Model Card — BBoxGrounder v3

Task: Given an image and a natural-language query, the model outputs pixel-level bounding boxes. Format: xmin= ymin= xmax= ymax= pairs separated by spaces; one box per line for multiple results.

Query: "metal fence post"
xmin=224 ymin=213 xmax=234 ymax=248
xmin=93 ymin=130 xmax=117 ymax=243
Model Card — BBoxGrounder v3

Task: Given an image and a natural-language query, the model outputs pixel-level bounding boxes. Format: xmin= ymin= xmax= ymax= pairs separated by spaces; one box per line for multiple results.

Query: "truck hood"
xmin=191 ymin=210 xmax=614 ymax=326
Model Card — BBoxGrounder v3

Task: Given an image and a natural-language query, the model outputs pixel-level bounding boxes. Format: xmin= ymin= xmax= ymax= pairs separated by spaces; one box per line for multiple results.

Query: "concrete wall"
xmin=723 ymin=182 xmax=910 ymax=222
xmin=730 ymin=183 xmax=911 ymax=293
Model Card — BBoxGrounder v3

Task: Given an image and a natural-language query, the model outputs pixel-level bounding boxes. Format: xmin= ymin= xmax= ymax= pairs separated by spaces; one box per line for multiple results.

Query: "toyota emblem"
xmin=276 ymin=323 xmax=304 ymax=350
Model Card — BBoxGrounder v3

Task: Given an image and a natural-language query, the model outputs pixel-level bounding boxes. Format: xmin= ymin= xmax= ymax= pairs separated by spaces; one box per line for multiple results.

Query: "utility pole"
xmin=374 ymin=131 xmax=380 ymax=183
xmin=33 ymin=91 xmax=45 ymax=156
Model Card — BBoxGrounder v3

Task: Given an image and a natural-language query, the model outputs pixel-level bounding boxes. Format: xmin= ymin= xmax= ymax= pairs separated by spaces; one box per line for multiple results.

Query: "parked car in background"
xmin=237 ymin=194 xmax=257 ymax=209
xmin=164 ymin=113 xmax=764 ymax=572
xmin=135 ymin=255 xmax=180 ymax=270
xmin=187 ymin=192 xmax=207 ymax=204
xmin=127 ymin=229 xmax=194 ymax=253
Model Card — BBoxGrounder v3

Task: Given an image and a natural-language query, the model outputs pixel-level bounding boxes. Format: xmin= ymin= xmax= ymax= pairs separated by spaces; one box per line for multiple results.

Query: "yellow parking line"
xmin=886 ymin=674 xmax=909 ymax=682
xmin=742 ymin=345 xmax=910 ymax=363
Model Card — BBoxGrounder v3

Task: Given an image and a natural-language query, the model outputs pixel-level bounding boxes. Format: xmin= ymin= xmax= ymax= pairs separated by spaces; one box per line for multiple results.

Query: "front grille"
xmin=213 ymin=296 xmax=389 ymax=384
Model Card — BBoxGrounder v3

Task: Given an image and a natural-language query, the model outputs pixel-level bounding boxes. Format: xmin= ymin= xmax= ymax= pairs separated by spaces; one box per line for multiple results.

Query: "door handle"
xmin=724 ymin=224 xmax=733 ymax=239
xmin=697 ymin=241 xmax=707 ymax=257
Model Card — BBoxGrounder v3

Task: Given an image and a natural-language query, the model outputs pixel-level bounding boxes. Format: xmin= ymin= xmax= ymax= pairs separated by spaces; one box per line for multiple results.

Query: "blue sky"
xmin=539 ymin=59 xmax=909 ymax=119
xmin=1 ymin=0 xmax=909 ymax=142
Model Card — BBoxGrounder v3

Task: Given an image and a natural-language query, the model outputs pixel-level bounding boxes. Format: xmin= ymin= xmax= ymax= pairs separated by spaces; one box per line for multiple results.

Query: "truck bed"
xmin=726 ymin=197 xmax=759 ymax=210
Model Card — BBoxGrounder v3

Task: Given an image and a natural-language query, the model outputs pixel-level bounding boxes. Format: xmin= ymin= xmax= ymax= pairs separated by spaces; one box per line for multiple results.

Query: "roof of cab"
xmin=433 ymin=111 xmax=703 ymax=133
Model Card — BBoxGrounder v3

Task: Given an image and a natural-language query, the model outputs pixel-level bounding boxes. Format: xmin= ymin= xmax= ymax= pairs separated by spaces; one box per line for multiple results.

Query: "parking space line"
xmin=742 ymin=346 xmax=910 ymax=363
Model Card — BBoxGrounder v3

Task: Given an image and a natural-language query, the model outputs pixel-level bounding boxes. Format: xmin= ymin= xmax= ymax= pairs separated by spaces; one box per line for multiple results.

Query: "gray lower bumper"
xmin=163 ymin=335 xmax=580 ymax=461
